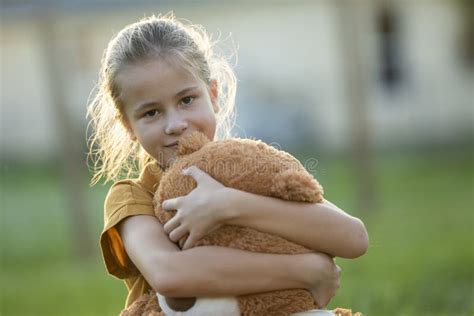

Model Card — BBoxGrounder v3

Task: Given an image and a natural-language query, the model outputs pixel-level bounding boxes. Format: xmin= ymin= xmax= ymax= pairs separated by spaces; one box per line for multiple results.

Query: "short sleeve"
xmin=100 ymin=180 xmax=155 ymax=279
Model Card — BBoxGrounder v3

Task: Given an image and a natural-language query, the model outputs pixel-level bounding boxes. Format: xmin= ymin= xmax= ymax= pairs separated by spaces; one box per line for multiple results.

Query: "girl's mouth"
xmin=164 ymin=141 xmax=179 ymax=149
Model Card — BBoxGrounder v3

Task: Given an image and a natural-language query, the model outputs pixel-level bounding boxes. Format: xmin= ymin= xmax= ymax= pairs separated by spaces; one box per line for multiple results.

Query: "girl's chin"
xmin=157 ymin=155 xmax=177 ymax=170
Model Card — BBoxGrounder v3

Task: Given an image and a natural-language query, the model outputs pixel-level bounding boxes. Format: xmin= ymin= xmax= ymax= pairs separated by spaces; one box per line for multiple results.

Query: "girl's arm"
xmin=118 ymin=214 xmax=339 ymax=307
xmin=163 ymin=166 xmax=369 ymax=259
xmin=225 ymin=192 xmax=368 ymax=259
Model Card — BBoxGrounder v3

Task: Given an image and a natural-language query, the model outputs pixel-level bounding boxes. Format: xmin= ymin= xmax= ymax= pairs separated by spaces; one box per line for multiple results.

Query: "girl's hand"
xmin=301 ymin=253 xmax=341 ymax=308
xmin=162 ymin=166 xmax=231 ymax=250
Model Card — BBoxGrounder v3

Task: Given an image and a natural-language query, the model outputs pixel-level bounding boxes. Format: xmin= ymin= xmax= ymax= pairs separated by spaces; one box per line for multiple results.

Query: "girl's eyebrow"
xmin=134 ymin=86 xmax=199 ymax=113
xmin=175 ymin=86 xmax=199 ymax=99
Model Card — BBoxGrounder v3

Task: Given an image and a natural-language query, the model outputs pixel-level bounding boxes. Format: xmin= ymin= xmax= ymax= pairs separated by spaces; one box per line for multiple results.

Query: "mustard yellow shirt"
xmin=100 ymin=162 xmax=164 ymax=308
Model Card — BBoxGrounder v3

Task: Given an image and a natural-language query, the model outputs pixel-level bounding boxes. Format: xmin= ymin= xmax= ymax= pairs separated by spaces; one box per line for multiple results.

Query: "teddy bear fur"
xmin=121 ymin=131 xmax=360 ymax=315
xmin=120 ymin=292 xmax=361 ymax=316
xmin=120 ymin=291 xmax=163 ymax=316
xmin=155 ymin=131 xmax=322 ymax=315
xmin=333 ymin=308 xmax=363 ymax=316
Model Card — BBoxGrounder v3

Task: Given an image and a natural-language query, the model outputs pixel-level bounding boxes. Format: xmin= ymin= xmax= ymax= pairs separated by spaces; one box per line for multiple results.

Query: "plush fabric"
xmin=121 ymin=132 xmax=360 ymax=315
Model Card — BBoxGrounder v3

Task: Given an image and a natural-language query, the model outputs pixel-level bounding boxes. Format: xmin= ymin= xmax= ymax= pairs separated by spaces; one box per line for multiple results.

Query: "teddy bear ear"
xmin=177 ymin=131 xmax=211 ymax=156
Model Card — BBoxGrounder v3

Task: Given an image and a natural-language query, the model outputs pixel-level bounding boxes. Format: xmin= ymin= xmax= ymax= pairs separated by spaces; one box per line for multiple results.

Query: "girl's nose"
xmin=164 ymin=111 xmax=188 ymax=135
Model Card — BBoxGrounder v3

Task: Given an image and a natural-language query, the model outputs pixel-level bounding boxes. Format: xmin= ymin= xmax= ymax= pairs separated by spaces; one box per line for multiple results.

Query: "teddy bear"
xmin=120 ymin=131 xmax=361 ymax=316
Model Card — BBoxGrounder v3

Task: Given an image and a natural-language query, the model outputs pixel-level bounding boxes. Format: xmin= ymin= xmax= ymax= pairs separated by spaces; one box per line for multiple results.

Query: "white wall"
xmin=1 ymin=1 xmax=472 ymax=161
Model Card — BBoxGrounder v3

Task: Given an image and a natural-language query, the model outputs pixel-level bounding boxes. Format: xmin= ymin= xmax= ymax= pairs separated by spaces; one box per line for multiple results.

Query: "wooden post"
xmin=334 ymin=0 xmax=377 ymax=213
xmin=37 ymin=15 xmax=94 ymax=258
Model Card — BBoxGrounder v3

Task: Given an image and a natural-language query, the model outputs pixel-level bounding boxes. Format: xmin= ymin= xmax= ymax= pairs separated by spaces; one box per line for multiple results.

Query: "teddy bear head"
xmin=154 ymin=131 xmax=324 ymax=224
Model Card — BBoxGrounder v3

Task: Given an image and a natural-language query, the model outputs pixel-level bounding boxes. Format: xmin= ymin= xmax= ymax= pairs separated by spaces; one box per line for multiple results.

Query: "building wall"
xmin=1 ymin=1 xmax=472 ymax=161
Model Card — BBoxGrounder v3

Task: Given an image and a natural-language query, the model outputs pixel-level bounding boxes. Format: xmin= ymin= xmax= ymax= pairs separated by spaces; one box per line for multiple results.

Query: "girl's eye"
xmin=144 ymin=109 xmax=160 ymax=117
xmin=181 ymin=96 xmax=195 ymax=106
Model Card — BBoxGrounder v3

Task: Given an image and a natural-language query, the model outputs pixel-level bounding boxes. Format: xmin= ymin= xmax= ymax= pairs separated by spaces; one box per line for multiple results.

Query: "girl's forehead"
xmin=118 ymin=58 xmax=203 ymax=89
xmin=130 ymin=55 xmax=200 ymax=77
xmin=116 ymin=58 xmax=206 ymax=107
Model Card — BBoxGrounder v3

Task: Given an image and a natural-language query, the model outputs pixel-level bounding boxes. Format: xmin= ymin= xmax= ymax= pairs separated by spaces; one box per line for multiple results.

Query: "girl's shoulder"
xmin=105 ymin=161 xmax=164 ymax=213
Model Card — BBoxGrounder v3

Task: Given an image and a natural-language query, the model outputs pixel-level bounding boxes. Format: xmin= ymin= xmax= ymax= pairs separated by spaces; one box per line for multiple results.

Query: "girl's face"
xmin=117 ymin=59 xmax=219 ymax=169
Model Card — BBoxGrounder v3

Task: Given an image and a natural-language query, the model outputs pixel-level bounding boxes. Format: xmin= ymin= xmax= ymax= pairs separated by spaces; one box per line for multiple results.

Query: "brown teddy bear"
xmin=121 ymin=132 xmax=361 ymax=316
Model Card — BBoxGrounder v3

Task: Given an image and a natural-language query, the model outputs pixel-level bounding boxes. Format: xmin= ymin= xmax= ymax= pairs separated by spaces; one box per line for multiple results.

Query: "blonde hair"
xmin=87 ymin=13 xmax=237 ymax=185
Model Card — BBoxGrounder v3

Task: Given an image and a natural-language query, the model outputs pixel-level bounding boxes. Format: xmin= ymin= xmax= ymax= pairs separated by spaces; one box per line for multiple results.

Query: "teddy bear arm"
xmin=333 ymin=307 xmax=363 ymax=316
xmin=271 ymin=169 xmax=324 ymax=203
xmin=193 ymin=225 xmax=311 ymax=255
xmin=120 ymin=291 xmax=163 ymax=316
xmin=238 ymin=289 xmax=316 ymax=315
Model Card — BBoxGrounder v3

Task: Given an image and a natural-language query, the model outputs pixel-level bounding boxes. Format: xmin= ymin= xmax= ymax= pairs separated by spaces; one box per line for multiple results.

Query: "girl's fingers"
xmin=163 ymin=216 xmax=180 ymax=234
xmin=162 ymin=197 xmax=180 ymax=211
xmin=182 ymin=166 xmax=207 ymax=183
xmin=182 ymin=232 xmax=197 ymax=250
xmin=178 ymin=234 xmax=188 ymax=249
xmin=169 ymin=225 xmax=188 ymax=243
xmin=316 ymin=298 xmax=328 ymax=309
xmin=313 ymin=297 xmax=322 ymax=309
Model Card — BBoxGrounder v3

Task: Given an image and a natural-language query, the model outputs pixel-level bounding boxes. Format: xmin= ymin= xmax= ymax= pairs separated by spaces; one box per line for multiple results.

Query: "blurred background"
xmin=1 ymin=0 xmax=473 ymax=315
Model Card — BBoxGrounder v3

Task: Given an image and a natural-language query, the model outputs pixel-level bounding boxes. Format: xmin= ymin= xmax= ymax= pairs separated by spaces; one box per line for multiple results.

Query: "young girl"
xmin=88 ymin=13 xmax=368 ymax=313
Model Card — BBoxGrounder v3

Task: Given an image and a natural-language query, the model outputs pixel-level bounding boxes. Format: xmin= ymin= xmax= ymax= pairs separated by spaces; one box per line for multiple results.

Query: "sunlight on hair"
xmin=87 ymin=13 xmax=237 ymax=185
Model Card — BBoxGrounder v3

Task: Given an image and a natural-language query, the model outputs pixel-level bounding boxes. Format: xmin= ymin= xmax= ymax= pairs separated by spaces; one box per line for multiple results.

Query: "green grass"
xmin=1 ymin=165 xmax=126 ymax=316
xmin=322 ymin=153 xmax=474 ymax=315
xmin=1 ymin=151 xmax=473 ymax=315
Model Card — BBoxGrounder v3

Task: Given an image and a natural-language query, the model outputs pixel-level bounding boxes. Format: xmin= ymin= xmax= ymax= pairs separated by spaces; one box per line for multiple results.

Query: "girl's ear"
xmin=120 ymin=116 xmax=137 ymax=141
xmin=209 ymin=79 xmax=219 ymax=114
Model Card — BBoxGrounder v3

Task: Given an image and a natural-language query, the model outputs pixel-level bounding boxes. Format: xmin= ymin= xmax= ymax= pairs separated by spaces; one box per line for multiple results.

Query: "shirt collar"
xmin=138 ymin=161 xmax=164 ymax=194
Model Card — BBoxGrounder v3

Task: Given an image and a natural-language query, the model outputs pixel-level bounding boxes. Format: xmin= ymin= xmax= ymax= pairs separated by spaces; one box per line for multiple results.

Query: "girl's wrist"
xmin=220 ymin=187 xmax=243 ymax=225
xmin=265 ymin=254 xmax=310 ymax=290
xmin=286 ymin=254 xmax=315 ymax=289
xmin=293 ymin=253 xmax=319 ymax=289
